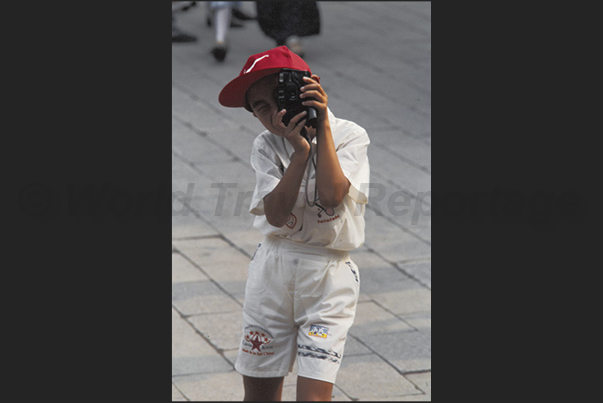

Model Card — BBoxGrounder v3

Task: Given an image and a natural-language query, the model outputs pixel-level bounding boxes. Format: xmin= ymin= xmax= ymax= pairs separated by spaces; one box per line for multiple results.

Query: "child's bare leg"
xmin=296 ymin=376 xmax=333 ymax=401
xmin=243 ymin=375 xmax=284 ymax=401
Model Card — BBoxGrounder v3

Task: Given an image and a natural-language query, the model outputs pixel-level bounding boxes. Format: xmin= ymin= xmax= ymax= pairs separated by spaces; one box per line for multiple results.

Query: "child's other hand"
xmin=277 ymin=109 xmax=311 ymax=158
xmin=300 ymin=75 xmax=328 ymax=123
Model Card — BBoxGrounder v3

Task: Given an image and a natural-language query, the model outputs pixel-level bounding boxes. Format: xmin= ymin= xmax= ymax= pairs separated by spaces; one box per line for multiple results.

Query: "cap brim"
xmin=218 ymin=68 xmax=282 ymax=108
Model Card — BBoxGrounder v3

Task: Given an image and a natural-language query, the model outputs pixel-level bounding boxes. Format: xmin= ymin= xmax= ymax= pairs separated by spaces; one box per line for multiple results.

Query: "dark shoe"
xmin=172 ymin=28 xmax=197 ymax=43
xmin=211 ymin=43 xmax=228 ymax=62
xmin=232 ymin=8 xmax=256 ymax=20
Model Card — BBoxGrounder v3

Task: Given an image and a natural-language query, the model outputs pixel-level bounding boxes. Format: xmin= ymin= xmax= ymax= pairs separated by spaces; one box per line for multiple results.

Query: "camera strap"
xmin=280 ymin=132 xmax=319 ymax=208
xmin=304 ymin=141 xmax=319 ymax=208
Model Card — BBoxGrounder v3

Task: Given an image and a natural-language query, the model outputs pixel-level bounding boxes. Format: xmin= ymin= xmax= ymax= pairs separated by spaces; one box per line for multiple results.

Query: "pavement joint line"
xmin=171 ymin=381 xmax=188 ymax=401
xmin=172 ymin=80 xmax=240 ymax=124
xmin=364 ymin=125 xmax=432 ymax=148
xmin=327 ymin=89 xmax=431 ymax=146
xmin=172 ymin=303 xmax=238 ymax=371
xmin=175 ymin=250 xmax=246 ymax=308
xmin=182 ymin=310 xmax=242 ymax=319
xmin=173 ymin=55 xmax=227 ymax=89
xmin=346 ymin=332 xmax=428 ymax=381
xmin=352 ymin=244 xmax=431 ymax=288
xmin=333 ymin=382 xmax=357 ymax=401
xmin=174 ymin=187 xmax=255 ymax=261
xmin=312 ymin=57 xmax=431 ymax=122
xmin=397 ymin=256 xmax=432 ymax=265
xmin=309 ymin=44 xmax=430 ymax=114
xmin=364 ymin=205 xmax=431 ymax=247
xmin=370 ymin=170 xmax=431 ymax=206
xmin=182 ymin=316 xmax=237 ymax=370
xmin=373 ymin=142 xmax=431 ymax=175
xmin=171 ymin=234 xmax=223 ymax=241
xmin=363 ymin=243 xmax=431 ymax=288
xmin=362 ymin=298 xmax=421 ymax=332
xmin=172 ymin=369 xmax=238 ymax=379
xmin=172 ymin=114 xmax=250 ymax=168
xmin=171 ymin=152 xmax=228 ymax=231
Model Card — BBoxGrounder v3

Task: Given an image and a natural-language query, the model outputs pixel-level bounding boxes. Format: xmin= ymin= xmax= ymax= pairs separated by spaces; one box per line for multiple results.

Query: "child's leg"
xmin=243 ymin=375 xmax=284 ymax=401
xmin=296 ymin=376 xmax=334 ymax=401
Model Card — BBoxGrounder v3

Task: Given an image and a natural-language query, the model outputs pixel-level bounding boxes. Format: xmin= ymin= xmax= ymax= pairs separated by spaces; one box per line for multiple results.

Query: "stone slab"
xmin=172 ymin=213 xmax=218 ymax=240
xmin=171 ymin=371 xmax=245 ymax=401
xmin=172 ymin=308 xmax=233 ymax=376
xmin=172 ymin=253 xmax=210 ymax=283
xmin=336 ymin=354 xmax=419 ymax=400
xmin=350 ymin=301 xmax=414 ymax=337
xmin=368 ymin=279 xmax=431 ymax=317
xmin=406 ymin=371 xmax=432 ymax=397
xmin=172 ymin=280 xmax=241 ymax=316
xmin=187 ymin=310 xmax=244 ymax=351
xmin=398 ymin=260 xmax=431 ymax=289
xmin=360 ymin=330 xmax=431 ymax=374
xmin=172 ymin=237 xmax=250 ymax=299
xmin=172 ymin=383 xmax=187 ymax=401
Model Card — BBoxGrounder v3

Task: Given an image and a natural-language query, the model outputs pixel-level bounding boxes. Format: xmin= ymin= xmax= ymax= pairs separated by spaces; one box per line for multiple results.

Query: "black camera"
xmin=277 ymin=69 xmax=318 ymax=129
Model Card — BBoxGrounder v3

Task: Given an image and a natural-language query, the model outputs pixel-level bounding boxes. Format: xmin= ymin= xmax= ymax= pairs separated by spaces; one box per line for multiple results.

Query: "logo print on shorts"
xmin=308 ymin=324 xmax=329 ymax=338
xmin=242 ymin=325 xmax=274 ymax=356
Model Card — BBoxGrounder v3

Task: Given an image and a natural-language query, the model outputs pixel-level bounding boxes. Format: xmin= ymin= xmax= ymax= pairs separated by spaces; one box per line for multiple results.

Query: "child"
xmin=218 ymin=46 xmax=370 ymax=401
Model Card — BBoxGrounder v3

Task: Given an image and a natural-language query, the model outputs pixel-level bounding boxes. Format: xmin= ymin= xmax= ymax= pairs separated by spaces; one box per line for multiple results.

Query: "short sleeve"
xmin=337 ymin=127 xmax=371 ymax=204
xmin=249 ymin=137 xmax=283 ymax=215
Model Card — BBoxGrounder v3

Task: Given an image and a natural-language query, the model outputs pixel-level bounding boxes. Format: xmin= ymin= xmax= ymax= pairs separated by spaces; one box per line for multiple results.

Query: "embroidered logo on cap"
xmin=244 ymin=55 xmax=270 ymax=74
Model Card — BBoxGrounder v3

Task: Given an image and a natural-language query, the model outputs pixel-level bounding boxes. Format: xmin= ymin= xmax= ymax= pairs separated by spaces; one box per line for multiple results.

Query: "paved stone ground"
xmin=171 ymin=2 xmax=431 ymax=401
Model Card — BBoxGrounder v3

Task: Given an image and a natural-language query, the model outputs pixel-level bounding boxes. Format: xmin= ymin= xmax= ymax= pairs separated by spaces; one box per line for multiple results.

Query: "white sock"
xmin=214 ymin=7 xmax=231 ymax=44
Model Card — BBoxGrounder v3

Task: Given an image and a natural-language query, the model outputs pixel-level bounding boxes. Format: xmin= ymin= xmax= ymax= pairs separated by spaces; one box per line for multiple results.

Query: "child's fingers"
xmin=288 ymin=110 xmax=308 ymax=128
xmin=303 ymin=75 xmax=320 ymax=85
xmin=301 ymin=84 xmax=326 ymax=98
xmin=301 ymin=99 xmax=323 ymax=108
xmin=299 ymin=89 xmax=324 ymax=101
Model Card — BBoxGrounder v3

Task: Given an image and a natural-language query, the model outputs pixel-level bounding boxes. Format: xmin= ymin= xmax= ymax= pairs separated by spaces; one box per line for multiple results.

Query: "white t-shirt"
xmin=249 ymin=109 xmax=370 ymax=251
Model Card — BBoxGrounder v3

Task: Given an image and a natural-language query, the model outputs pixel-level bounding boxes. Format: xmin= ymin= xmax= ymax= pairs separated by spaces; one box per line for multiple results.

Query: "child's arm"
xmin=301 ymin=76 xmax=351 ymax=208
xmin=263 ymin=110 xmax=311 ymax=227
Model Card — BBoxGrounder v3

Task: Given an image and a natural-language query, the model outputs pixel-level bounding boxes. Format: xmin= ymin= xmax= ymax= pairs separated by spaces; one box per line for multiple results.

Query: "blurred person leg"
xmin=210 ymin=2 xmax=232 ymax=61
xmin=207 ymin=1 xmax=247 ymax=28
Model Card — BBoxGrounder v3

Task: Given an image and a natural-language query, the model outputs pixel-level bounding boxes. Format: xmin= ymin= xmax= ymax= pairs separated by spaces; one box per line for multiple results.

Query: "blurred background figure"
xmin=207 ymin=1 xmax=256 ymax=62
xmin=255 ymin=1 xmax=321 ymax=58
xmin=205 ymin=1 xmax=256 ymax=28
xmin=172 ymin=1 xmax=198 ymax=43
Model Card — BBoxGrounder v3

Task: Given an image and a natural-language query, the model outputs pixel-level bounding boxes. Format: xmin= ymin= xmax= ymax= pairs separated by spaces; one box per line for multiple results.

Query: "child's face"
xmin=246 ymin=74 xmax=288 ymax=137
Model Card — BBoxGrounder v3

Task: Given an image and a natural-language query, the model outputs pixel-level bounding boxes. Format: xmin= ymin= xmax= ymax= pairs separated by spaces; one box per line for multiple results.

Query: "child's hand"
xmin=300 ymin=75 xmax=328 ymax=123
xmin=277 ymin=109 xmax=311 ymax=158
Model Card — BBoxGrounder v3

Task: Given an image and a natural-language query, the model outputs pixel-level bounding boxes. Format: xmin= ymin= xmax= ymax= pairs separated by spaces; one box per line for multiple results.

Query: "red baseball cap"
xmin=218 ymin=46 xmax=312 ymax=108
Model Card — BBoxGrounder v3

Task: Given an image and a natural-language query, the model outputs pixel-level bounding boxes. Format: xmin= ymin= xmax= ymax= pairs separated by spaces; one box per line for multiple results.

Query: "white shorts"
xmin=235 ymin=236 xmax=360 ymax=384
